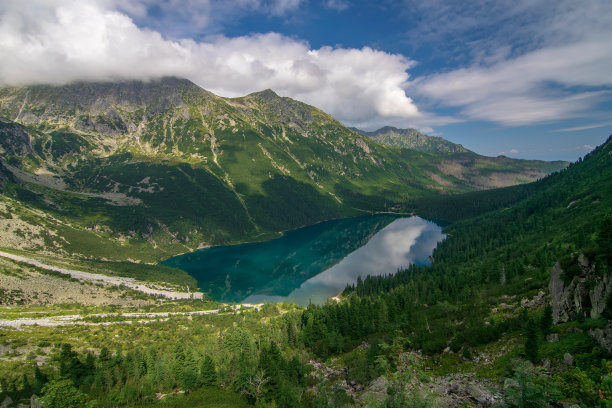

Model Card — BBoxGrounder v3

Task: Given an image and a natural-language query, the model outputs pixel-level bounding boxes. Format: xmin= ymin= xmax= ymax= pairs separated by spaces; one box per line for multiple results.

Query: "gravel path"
xmin=0 ymin=309 xmax=220 ymax=328
xmin=0 ymin=304 xmax=264 ymax=328
xmin=0 ymin=250 xmax=204 ymax=300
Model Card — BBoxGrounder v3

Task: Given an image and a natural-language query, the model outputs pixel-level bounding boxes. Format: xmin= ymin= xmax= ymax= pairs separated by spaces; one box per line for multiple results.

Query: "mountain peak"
xmin=248 ymin=89 xmax=280 ymax=100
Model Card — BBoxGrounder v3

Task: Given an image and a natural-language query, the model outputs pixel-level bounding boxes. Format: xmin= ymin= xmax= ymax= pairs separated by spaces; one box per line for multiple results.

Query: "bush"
xmin=41 ymin=379 xmax=88 ymax=408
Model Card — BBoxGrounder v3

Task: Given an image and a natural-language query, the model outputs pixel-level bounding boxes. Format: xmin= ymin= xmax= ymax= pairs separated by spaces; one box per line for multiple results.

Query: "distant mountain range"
xmin=351 ymin=126 xmax=470 ymax=154
xmin=0 ymin=77 xmax=568 ymax=261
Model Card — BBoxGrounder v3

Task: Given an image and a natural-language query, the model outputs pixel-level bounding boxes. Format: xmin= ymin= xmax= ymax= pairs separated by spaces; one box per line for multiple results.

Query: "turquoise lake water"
xmin=162 ymin=215 xmax=444 ymax=305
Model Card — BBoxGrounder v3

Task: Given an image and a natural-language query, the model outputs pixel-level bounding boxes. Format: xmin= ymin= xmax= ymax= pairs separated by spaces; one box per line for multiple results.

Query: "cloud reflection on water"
xmin=244 ymin=217 xmax=445 ymax=305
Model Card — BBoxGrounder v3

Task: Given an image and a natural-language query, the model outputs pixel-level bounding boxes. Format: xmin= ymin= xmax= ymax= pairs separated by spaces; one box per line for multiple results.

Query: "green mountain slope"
xmin=353 ymin=125 xmax=470 ymax=153
xmin=298 ymin=135 xmax=612 ymax=405
xmin=355 ymin=126 xmax=567 ymax=185
xmin=0 ymin=77 xmax=567 ymax=261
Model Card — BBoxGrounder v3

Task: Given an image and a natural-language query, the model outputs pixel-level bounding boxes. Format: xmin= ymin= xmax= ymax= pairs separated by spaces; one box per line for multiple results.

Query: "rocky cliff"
xmin=549 ymin=253 xmax=612 ymax=323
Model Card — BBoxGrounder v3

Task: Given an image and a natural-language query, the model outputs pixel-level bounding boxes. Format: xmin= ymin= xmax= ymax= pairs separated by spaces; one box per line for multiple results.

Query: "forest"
xmin=1 ymin=136 xmax=611 ymax=407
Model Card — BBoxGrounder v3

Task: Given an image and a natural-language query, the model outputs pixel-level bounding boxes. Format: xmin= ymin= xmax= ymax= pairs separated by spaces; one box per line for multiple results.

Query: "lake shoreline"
xmin=164 ymin=215 xmax=444 ymax=306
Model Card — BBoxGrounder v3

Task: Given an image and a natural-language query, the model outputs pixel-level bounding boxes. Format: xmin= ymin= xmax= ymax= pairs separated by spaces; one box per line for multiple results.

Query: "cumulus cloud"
xmin=0 ymin=0 xmax=420 ymax=126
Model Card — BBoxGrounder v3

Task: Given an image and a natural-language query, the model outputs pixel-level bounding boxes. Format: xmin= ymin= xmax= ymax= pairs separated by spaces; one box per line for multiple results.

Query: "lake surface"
xmin=162 ymin=215 xmax=444 ymax=305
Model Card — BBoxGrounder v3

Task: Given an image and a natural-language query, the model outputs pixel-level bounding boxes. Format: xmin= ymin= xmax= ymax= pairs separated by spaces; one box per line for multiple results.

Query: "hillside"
xmin=353 ymin=126 xmax=470 ymax=153
xmin=0 ymin=78 xmax=567 ymax=262
xmin=302 ymin=134 xmax=612 ymax=405
xmin=0 ymin=134 xmax=607 ymax=406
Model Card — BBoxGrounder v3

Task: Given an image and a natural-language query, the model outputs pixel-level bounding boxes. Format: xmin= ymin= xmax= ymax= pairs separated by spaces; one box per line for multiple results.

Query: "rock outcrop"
xmin=549 ymin=254 xmax=611 ymax=324
xmin=588 ymin=323 xmax=612 ymax=353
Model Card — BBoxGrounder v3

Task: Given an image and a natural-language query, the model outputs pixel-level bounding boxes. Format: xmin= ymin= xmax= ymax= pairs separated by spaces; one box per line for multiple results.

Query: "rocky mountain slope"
xmin=353 ymin=126 xmax=470 ymax=153
xmin=0 ymin=77 xmax=567 ymax=261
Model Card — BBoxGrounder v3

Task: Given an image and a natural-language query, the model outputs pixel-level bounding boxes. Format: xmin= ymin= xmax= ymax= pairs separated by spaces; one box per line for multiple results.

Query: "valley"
xmin=0 ymin=78 xmax=566 ymax=263
xmin=0 ymin=78 xmax=609 ymax=408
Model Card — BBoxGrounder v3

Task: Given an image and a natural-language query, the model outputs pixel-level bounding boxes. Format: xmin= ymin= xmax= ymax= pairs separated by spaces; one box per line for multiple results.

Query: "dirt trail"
xmin=0 ymin=304 xmax=263 ymax=328
xmin=0 ymin=250 xmax=204 ymax=300
xmin=0 ymin=309 xmax=219 ymax=328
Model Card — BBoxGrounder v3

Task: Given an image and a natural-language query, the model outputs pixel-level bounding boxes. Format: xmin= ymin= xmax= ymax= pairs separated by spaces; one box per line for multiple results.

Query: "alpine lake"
xmin=162 ymin=215 xmax=445 ymax=305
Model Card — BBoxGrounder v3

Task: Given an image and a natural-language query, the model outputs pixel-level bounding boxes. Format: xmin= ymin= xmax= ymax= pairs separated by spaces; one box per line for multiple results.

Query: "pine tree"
xmin=286 ymin=320 xmax=296 ymax=346
xmin=524 ymin=318 xmax=539 ymax=363
xmin=540 ymin=305 xmax=553 ymax=335
xmin=98 ymin=347 xmax=111 ymax=363
xmin=181 ymin=349 xmax=199 ymax=391
xmin=33 ymin=364 xmax=47 ymax=394
xmin=596 ymin=218 xmax=612 ymax=271
xmin=199 ymin=355 xmax=217 ymax=387
xmin=172 ymin=343 xmax=185 ymax=385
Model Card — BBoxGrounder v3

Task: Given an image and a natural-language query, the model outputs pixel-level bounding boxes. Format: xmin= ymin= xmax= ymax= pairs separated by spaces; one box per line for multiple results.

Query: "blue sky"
xmin=1 ymin=0 xmax=611 ymax=160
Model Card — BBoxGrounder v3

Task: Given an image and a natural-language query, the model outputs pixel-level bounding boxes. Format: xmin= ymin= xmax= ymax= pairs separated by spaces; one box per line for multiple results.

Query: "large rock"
xmin=30 ymin=395 xmax=42 ymax=408
xmin=1 ymin=396 xmax=12 ymax=408
xmin=549 ymin=262 xmax=575 ymax=323
xmin=549 ymin=256 xmax=612 ymax=324
xmin=590 ymin=272 xmax=612 ymax=318
xmin=588 ymin=323 xmax=612 ymax=353
xmin=563 ymin=353 xmax=575 ymax=366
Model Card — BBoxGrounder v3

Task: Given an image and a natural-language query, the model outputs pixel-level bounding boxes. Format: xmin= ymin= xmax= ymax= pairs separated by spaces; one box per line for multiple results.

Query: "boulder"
xmin=563 ymin=353 xmax=575 ymax=366
xmin=546 ymin=333 xmax=559 ymax=343
xmin=1 ymin=396 xmax=12 ymax=408
xmin=588 ymin=323 xmax=612 ymax=353
xmin=30 ymin=395 xmax=42 ymax=408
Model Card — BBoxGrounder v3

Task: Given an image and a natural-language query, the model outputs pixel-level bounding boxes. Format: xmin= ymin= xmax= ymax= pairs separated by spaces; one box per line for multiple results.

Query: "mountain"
xmin=352 ymin=125 xmax=470 ymax=153
xmin=0 ymin=77 xmax=608 ymax=407
xmin=0 ymin=77 xmax=567 ymax=261
xmin=299 ymin=135 xmax=612 ymax=405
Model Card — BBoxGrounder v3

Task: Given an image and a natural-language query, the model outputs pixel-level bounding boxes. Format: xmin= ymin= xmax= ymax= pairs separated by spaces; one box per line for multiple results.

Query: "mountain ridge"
xmin=352 ymin=125 xmax=470 ymax=154
xmin=0 ymin=77 xmax=568 ymax=261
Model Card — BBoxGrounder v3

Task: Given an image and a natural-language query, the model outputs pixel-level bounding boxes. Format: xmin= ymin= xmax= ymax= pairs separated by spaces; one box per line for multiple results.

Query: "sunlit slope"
xmin=0 ymin=77 xmax=567 ymax=261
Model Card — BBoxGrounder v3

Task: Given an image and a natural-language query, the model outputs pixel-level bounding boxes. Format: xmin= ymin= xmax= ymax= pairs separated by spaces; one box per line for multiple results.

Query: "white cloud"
xmin=556 ymin=121 xmax=612 ymax=132
xmin=267 ymin=0 xmax=303 ymax=16
xmin=0 ymin=0 xmax=420 ymax=125
xmin=583 ymin=144 xmax=595 ymax=150
xmin=509 ymin=149 xmax=519 ymax=154
xmin=111 ymin=0 xmax=303 ymax=38
xmin=325 ymin=0 xmax=349 ymax=11
xmin=414 ymin=41 xmax=612 ymax=125
xmin=410 ymin=0 xmax=612 ymax=126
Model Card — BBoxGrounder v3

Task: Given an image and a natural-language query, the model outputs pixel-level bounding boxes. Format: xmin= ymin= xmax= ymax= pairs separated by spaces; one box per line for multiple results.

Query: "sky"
xmin=1 ymin=0 xmax=611 ymax=160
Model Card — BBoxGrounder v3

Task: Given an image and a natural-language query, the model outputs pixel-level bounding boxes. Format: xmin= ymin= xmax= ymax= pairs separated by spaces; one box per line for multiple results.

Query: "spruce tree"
xmin=524 ymin=318 xmax=539 ymax=363
xmin=199 ymin=355 xmax=217 ymax=387
xmin=596 ymin=218 xmax=612 ymax=271
xmin=540 ymin=305 xmax=553 ymax=335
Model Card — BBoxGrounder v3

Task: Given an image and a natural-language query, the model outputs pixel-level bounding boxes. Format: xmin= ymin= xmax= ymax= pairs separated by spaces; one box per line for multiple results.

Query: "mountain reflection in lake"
xmin=162 ymin=215 xmax=444 ymax=305
xmin=244 ymin=217 xmax=444 ymax=305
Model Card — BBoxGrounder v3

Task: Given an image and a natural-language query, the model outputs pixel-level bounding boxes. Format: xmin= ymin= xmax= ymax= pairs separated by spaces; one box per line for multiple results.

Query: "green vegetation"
xmin=0 ymin=78 xmax=608 ymax=407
